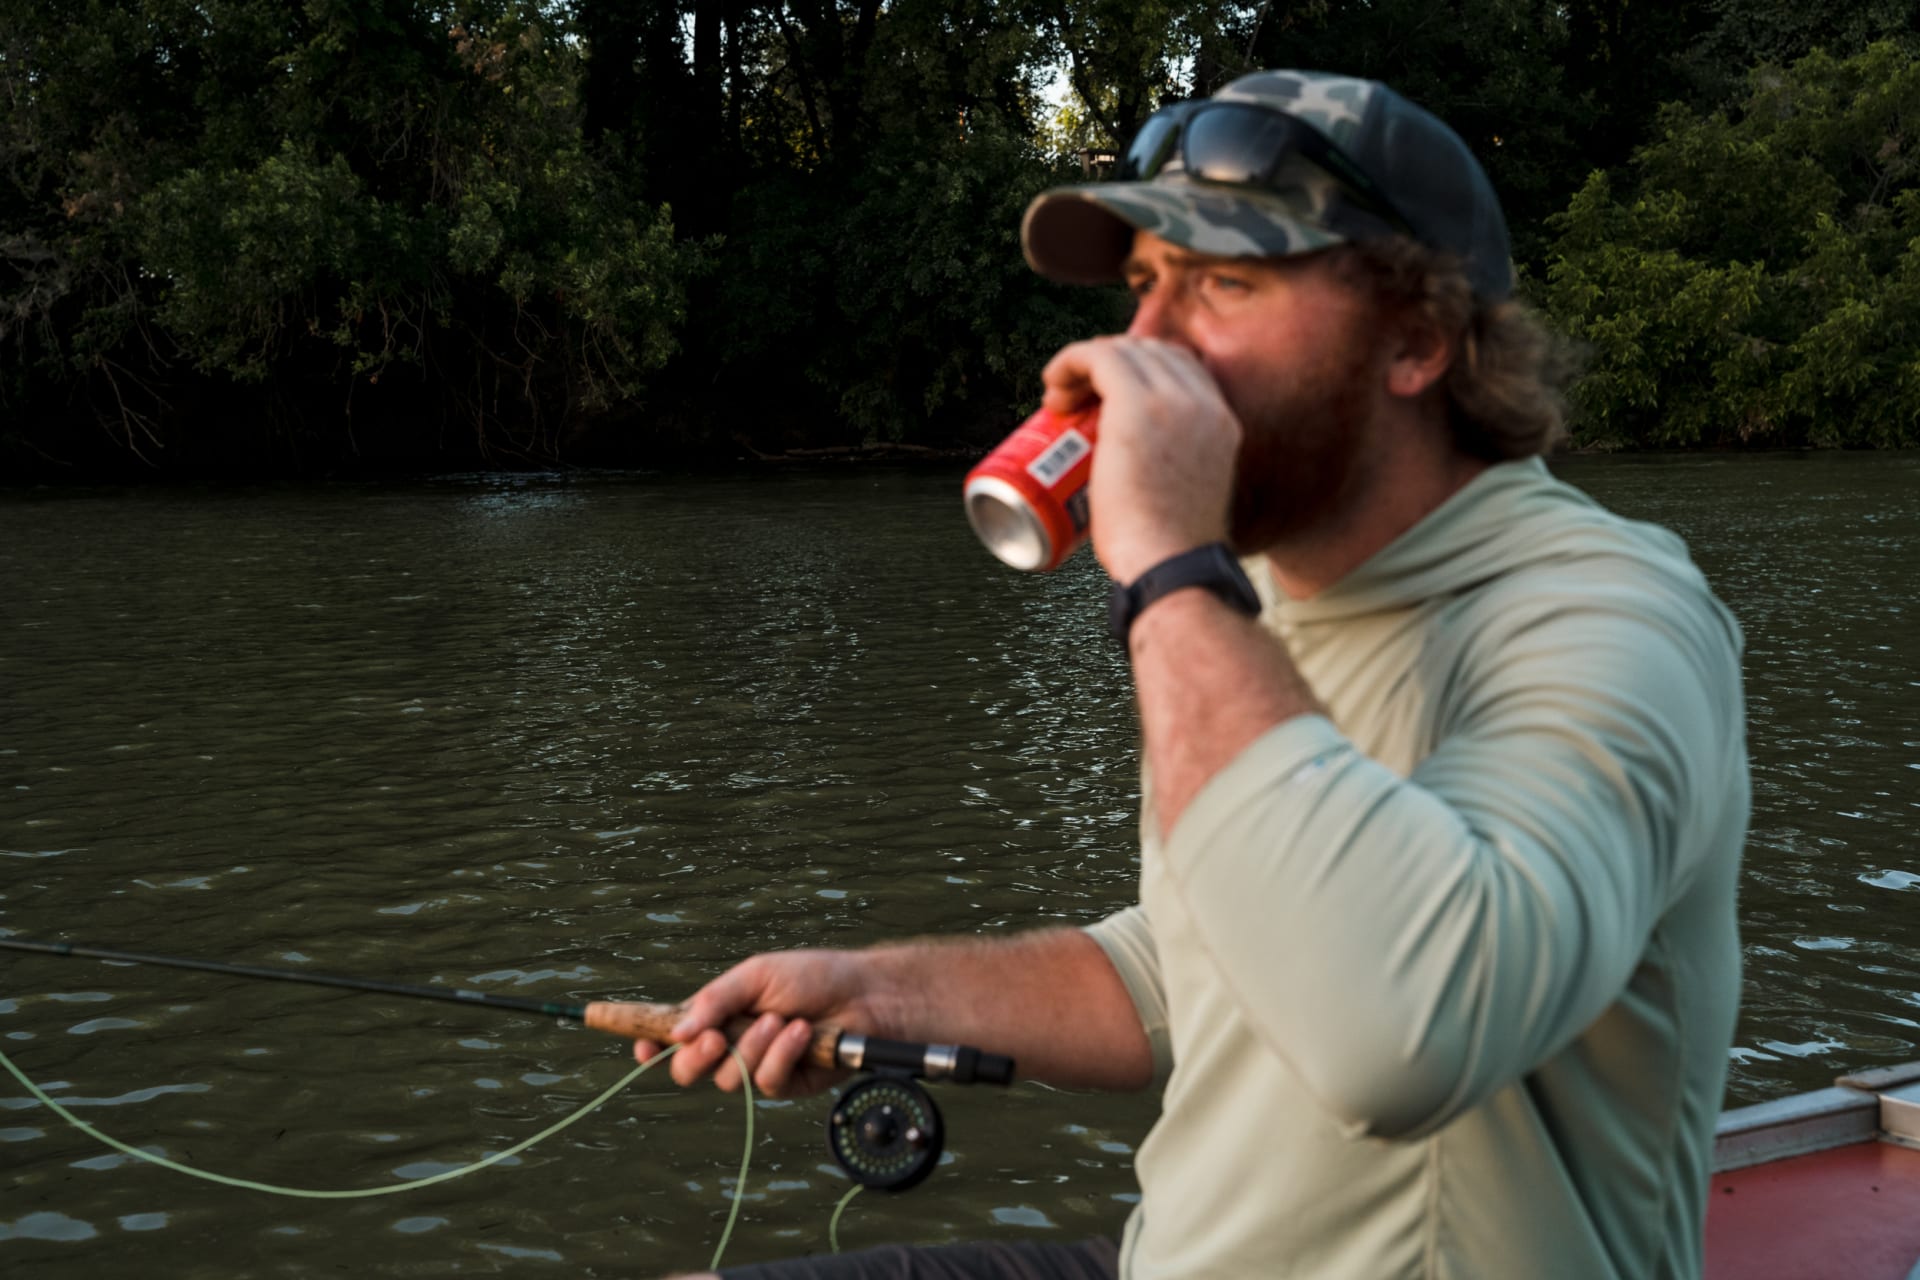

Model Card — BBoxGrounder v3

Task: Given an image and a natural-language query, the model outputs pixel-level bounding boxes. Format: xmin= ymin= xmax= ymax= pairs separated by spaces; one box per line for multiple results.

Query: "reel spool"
xmin=827 ymin=1071 xmax=946 ymax=1192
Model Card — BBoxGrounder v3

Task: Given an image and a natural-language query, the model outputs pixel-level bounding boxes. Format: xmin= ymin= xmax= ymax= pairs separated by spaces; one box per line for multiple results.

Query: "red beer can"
xmin=963 ymin=404 xmax=1100 ymax=571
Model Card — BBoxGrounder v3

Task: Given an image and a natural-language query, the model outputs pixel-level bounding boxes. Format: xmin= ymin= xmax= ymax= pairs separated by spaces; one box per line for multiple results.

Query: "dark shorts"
xmin=720 ymin=1237 xmax=1120 ymax=1280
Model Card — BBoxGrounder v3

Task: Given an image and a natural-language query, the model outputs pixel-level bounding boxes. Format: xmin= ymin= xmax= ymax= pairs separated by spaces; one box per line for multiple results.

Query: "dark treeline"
xmin=5 ymin=1 xmax=1920 ymax=479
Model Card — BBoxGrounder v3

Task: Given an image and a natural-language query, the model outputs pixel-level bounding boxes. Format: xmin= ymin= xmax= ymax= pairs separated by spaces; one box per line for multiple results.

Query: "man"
xmin=645 ymin=70 xmax=1749 ymax=1279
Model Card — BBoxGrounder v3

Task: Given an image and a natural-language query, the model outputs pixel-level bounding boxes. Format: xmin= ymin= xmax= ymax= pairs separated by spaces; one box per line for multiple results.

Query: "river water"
xmin=2 ymin=453 xmax=1916 ymax=1275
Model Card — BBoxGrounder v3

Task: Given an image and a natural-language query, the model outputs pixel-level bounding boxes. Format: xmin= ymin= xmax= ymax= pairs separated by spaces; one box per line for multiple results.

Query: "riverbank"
xmin=9 ymin=411 xmax=1910 ymax=489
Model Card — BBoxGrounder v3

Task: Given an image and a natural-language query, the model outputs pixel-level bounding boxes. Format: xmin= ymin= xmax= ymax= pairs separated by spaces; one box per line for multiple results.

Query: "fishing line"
xmin=0 ymin=938 xmax=1012 ymax=1259
xmin=0 ymin=1042 xmax=758 ymax=1272
xmin=828 ymin=1182 xmax=865 ymax=1253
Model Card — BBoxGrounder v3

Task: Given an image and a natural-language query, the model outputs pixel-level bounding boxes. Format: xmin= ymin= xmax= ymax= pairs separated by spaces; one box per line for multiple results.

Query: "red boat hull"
xmin=1707 ymin=1140 xmax=1920 ymax=1278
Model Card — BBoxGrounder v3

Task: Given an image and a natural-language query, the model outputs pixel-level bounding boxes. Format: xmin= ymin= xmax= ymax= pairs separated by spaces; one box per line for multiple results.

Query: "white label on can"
xmin=1026 ymin=428 xmax=1091 ymax=488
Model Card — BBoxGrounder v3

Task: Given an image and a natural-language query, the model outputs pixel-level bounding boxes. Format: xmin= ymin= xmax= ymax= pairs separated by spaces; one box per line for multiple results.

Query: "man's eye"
xmin=1205 ymin=273 xmax=1251 ymax=293
xmin=1126 ymin=276 xmax=1155 ymax=299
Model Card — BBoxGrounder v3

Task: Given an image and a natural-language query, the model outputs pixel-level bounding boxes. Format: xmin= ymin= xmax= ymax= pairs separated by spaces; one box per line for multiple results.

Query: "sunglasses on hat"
xmin=1117 ymin=100 xmax=1415 ymax=238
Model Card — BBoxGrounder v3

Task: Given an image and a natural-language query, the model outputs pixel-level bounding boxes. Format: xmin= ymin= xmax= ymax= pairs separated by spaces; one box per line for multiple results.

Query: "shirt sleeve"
xmin=1155 ymin=590 xmax=1745 ymax=1140
xmin=1084 ymin=903 xmax=1176 ymax=1084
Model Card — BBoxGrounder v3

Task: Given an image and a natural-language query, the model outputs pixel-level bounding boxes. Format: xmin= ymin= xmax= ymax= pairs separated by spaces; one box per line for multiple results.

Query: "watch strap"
xmin=1108 ymin=543 xmax=1261 ymax=644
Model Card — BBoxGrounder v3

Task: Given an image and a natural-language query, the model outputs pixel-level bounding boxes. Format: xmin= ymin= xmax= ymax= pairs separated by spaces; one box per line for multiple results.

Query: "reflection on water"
xmin=1 ymin=452 xmax=1916 ymax=1274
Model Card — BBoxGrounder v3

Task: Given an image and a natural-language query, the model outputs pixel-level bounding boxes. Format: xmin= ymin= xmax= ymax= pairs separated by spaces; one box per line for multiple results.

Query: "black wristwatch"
xmin=1108 ymin=543 xmax=1261 ymax=644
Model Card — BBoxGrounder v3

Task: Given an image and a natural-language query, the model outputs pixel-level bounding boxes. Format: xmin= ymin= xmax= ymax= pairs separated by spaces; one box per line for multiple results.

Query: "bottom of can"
xmin=964 ymin=476 xmax=1053 ymax=572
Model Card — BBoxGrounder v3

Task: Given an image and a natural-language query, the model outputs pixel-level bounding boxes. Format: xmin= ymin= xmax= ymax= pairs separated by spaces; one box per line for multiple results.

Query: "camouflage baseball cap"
xmin=1022 ymin=70 xmax=1514 ymax=300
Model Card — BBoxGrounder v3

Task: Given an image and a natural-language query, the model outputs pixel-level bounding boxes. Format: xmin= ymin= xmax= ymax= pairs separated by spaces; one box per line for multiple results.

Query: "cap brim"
xmin=1021 ymin=180 xmax=1350 ymax=285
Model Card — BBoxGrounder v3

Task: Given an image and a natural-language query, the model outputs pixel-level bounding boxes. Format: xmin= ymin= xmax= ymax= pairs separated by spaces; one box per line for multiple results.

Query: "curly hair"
xmin=1328 ymin=238 xmax=1576 ymax=460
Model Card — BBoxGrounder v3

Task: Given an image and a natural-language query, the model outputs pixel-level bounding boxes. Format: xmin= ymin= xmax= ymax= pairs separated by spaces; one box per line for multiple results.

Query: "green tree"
xmin=1684 ymin=0 xmax=1920 ymax=101
xmin=606 ymin=0 xmax=1122 ymax=449
xmin=1 ymin=0 xmax=698 ymax=474
xmin=1039 ymin=0 xmax=1252 ymax=147
xmin=1545 ymin=42 xmax=1920 ymax=448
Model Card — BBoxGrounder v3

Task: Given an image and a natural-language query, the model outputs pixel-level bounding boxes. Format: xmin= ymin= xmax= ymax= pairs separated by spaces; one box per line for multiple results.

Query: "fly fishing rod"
xmin=0 ymin=936 xmax=1014 ymax=1191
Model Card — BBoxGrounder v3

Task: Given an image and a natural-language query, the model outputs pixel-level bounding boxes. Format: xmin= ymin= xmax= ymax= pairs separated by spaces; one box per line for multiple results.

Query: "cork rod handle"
xmin=580 ymin=1000 xmax=842 ymax=1071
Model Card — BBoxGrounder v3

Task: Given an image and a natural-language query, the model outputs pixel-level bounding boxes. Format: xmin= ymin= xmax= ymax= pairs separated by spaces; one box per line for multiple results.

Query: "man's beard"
xmin=1224 ymin=333 xmax=1379 ymax=556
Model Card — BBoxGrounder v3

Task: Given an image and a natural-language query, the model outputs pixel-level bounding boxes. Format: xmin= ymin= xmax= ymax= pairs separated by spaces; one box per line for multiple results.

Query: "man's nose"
xmin=1126 ymin=283 xmax=1188 ymax=345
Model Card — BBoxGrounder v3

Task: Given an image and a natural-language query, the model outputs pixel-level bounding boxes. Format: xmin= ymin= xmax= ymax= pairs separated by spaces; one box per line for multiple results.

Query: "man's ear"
xmin=1384 ymin=312 xmax=1456 ymax=401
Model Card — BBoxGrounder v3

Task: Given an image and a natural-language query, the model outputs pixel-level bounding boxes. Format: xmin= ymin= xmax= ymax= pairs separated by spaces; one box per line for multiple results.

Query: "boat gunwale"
xmin=1715 ymin=1061 xmax=1920 ymax=1173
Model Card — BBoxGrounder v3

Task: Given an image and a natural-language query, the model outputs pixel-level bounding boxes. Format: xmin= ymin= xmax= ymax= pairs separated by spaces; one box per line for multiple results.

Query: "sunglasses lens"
xmin=1108 ymin=102 xmax=1407 ymax=232
xmin=1182 ymin=106 xmax=1301 ymax=185
xmin=1118 ymin=112 xmax=1181 ymax=181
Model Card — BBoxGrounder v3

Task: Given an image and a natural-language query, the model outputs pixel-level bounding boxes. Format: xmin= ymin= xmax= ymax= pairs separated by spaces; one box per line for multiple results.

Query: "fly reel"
xmin=828 ymin=1071 xmax=945 ymax=1191
xmin=820 ymin=1034 xmax=1014 ymax=1192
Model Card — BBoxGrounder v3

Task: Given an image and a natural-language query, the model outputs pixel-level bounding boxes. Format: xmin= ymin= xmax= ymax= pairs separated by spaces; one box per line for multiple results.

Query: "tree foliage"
xmin=1545 ymin=42 xmax=1920 ymax=448
xmin=2 ymin=0 xmax=697 ymax=472
xmin=5 ymin=0 xmax=1920 ymax=475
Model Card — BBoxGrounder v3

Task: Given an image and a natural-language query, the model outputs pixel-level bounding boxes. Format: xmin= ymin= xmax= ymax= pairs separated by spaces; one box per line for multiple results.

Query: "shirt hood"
xmin=1262 ymin=458 xmax=1697 ymax=624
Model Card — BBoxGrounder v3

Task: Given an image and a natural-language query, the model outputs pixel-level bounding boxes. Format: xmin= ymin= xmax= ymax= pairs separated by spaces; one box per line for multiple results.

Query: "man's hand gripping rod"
xmin=582 ymin=1001 xmax=1015 ymax=1085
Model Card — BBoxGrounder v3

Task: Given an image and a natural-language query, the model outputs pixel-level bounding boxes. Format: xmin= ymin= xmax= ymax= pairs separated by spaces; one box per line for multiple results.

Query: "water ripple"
xmin=0 ymin=457 xmax=1914 ymax=1269
xmin=0 ymin=1210 xmax=98 ymax=1242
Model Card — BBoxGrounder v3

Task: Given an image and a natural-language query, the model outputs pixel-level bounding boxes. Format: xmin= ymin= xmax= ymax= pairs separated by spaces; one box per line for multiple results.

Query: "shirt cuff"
xmin=1083 ymin=905 xmax=1176 ymax=1085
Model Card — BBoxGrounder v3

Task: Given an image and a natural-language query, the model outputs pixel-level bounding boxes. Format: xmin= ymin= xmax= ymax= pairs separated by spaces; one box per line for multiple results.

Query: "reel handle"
xmin=838 ymin=1033 xmax=1015 ymax=1085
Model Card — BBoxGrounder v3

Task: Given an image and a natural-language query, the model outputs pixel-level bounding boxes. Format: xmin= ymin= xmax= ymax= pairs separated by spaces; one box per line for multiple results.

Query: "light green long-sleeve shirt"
xmin=1086 ymin=458 xmax=1749 ymax=1279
